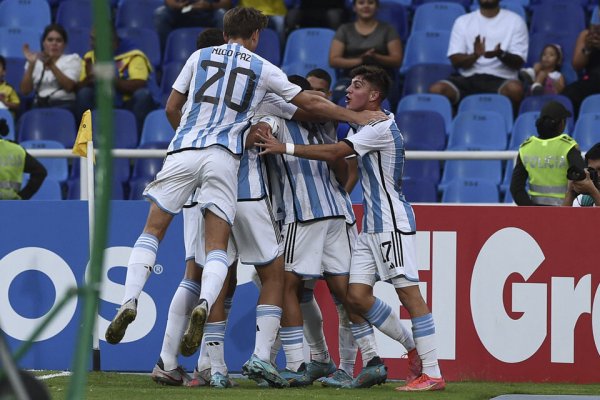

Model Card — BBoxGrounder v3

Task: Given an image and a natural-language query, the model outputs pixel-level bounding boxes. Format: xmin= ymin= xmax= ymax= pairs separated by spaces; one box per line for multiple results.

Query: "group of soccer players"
xmin=105 ymin=6 xmax=446 ymax=391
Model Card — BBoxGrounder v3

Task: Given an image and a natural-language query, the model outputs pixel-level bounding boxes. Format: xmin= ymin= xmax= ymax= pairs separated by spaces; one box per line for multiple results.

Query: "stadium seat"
xmin=402 ymin=178 xmax=438 ymax=203
xmin=439 ymin=160 xmax=503 ymax=189
xmin=115 ymin=0 xmax=163 ymax=30
xmin=395 ymin=110 xmax=446 ymax=150
xmin=401 ymin=63 xmax=454 ymax=97
xmin=504 ymin=188 xmax=514 ymax=204
xmin=412 ymin=0 xmax=470 ymax=7
xmin=129 ymin=141 xmax=168 ymax=199
xmin=56 ymin=0 xmax=92 ymax=30
xmin=396 ymin=93 xmax=453 ymax=135
xmin=530 ymin=2 xmax=585 ymax=35
xmin=518 ymin=95 xmax=574 ymax=132
xmin=458 ymin=94 xmax=513 ymax=133
xmin=118 ymin=27 xmax=161 ymax=70
xmin=20 ymin=140 xmax=69 ymax=182
xmin=572 ymin=113 xmax=600 ymax=152
xmin=159 ymin=61 xmax=184 ymax=106
xmin=0 ymin=0 xmax=51 ymax=34
xmin=508 ymin=111 xmax=539 ymax=150
xmin=27 ymin=178 xmax=63 ymax=200
xmin=69 ymin=152 xmax=132 ymax=199
xmin=128 ymin=176 xmax=153 ymax=200
xmin=18 ymin=108 xmax=77 ymax=148
xmin=0 ymin=109 xmax=16 ymax=142
xmin=255 ymin=28 xmax=281 ymax=66
xmin=164 ymin=27 xmax=204 ymax=65
xmin=139 ymin=110 xmax=175 ymax=147
xmin=527 ymin=31 xmax=579 ymax=84
xmin=447 ymin=111 xmax=507 ymax=150
xmin=281 ymin=28 xmax=336 ymax=80
xmin=592 ymin=5 xmax=599 ymax=25
xmin=412 ymin=2 xmax=465 ymax=34
xmin=0 ymin=27 xmax=41 ymax=58
xmin=92 ymin=109 xmax=138 ymax=149
xmin=579 ymin=94 xmax=600 ymax=116
xmin=400 ymin=30 xmax=452 ymax=74
xmin=66 ymin=178 xmax=126 ymax=200
xmin=377 ymin=2 xmax=410 ymax=42
xmin=336 ymin=122 xmax=351 ymax=140
xmin=3 ymin=56 xmax=25 ymax=90
xmin=403 ymin=160 xmax=441 ymax=184
xmin=442 ymin=179 xmax=499 ymax=203
xmin=349 ymin=183 xmax=362 ymax=204
xmin=65 ymin=27 xmax=91 ymax=57
xmin=501 ymin=160 xmax=515 ymax=195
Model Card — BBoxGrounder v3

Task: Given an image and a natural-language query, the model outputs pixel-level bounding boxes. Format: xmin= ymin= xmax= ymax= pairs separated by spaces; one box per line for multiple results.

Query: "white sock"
xmin=350 ymin=322 xmax=379 ymax=367
xmin=412 ymin=314 xmax=441 ymax=378
xmin=197 ymin=336 xmax=210 ymax=372
xmin=270 ymin=332 xmax=281 ymax=365
xmin=336 ymin=303 xmax=357 ymax=376
xmin=300 ymin=290 xmax=329 ymax=363
xmin=122 ymin=233 xmax=158 ymax=303
xmin=159 ymin=279 xmax=201 ymax=370
xmin=205 ymin=321 xmax=227 ymax=375
xmin=199 ymin=250 xmax=228 ymax=310
xmin=365 ymin=297 xmax=415 ymax=351
xmin=254 ymin=305 xmax=282 ymax=362
xmin=280 ymin=326 xmax=304 ymax=371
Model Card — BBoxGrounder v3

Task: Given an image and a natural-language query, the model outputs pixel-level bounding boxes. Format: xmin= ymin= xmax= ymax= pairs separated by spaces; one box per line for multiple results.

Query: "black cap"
xmin=539 ymin=100 xmax=572 ymax=120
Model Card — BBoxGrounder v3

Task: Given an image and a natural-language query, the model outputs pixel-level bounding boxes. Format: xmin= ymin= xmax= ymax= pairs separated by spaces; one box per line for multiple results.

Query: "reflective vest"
xmin=518 ymin=134 xmax=577 ymax=206
xmin=0 ymin=139 xmax=25 ymax=200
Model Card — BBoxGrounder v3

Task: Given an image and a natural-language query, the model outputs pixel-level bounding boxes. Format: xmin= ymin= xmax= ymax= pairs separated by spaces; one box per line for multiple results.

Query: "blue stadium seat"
xmin=396 ymin=93 xmax=453 ymax=135
xmin=402 ymin=178 xmax=438 ymax=203
xmin=412 ymin=2 xmax=465 ymax=34
xmin=508 ymin=111 xmax=539 ymax=150
xmin=395 ymin=110 xmax=446 ymax=150
xmin=66 ymin=178 xmax=126 ymax=200
xmin=400 ymin=30 xmax=451 ymax=74
xmin=579 ymin=94 xmax=600 ymax=116
xmin=282 ymin=28 xmax=337 ymax=81
xmin=0 ymin=27 xmax=41 ymax=58
xmin=504 ymin=188 xmax=514 ymax=204
xmin=3 ymin=56 xmax=25 ymax=90
xmin=115 ymin=0 xmax=163 ymax=30
xmin=572 ymin=113 xmax=600 ymax=152
xmin=530 ymin=2 xmax=585 ymax=34
xmin=439 ymin=160 xmax=503 ymax=189
xmin=139 ymin=109 xmax=175 ymax=147
xmin=448 ymin=111 xmax=507 ymax=150
xmin=592 ymin=5 xmax=599 ymax=25
xmin=118 ymin=27 xmax=161 ymax=70
xmin=160 ymin=61 xmax=184 ymax=106
xmin=401 ymin=63 xmax=454 ymax=97
xmin=458 ymin=94 xmax=513 ymax=133
xmin=18 ymin=108 xmax=77 ymax=148
xmin=255 ymin=28 xmax=281 ymax=66
xmin=164 ymin=27 xmax=204 ymax=64
xmin=441 ymin=179 xmax=499 ymax=203
xmin=56 ymin=0 xmax=92 ymax=30
xmin=349 ymin=183 xmax=362 ymax=204
xmin=0 ymin=0 xmax=51 ymax=34
xmin=336 ymin=122 xmax=351 ymax=140
xmin=0 ymin=109 xmax=16 ymax=141
xmin=412 ymin=0 xmax=470 ymax=7
xmin=403 ymin=160 xmax=441 ymax=183
xmin=501 ymin=160 xmax=515 ymax=195
xmin=92 ymin=109 xmax=138 ymax=149
xmin=518 ymin=95 xmax=574 ymax=132
xmin=27 ymin=178 xmax=63 ymax=200
xmin=69 ymin=155 xmax=132 ymax=195
xmin=128 ymin=176 xmax=153 ymax=200
xmin=129 ymin=142 xmax=168 ymax=199
xmin=20 ymin=140 xmax=68 ymax=182
xmin=65 ymin=27 xmax=91 ymax=57
xmin=377 ymin=2 xmax=409 ymax=42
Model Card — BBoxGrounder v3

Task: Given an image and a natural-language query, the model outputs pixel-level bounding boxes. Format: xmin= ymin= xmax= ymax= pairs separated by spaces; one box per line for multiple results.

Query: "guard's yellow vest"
xmin=0 ymin=139 xmax=25 ymax=200
xmin=518 ymin=134 xmax=578 ymax=205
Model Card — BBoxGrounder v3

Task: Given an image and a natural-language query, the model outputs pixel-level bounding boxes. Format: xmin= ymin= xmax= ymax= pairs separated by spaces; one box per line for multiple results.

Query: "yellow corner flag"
xmin=72 ymin=109 xmax=95 ymax=163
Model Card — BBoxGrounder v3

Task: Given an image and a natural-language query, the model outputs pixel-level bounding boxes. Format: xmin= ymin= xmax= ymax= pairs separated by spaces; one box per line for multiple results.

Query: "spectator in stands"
xmin=562 ymin=22 xmax=600 ymax=116
xmin=0 ymin=56 xmax=20 ymax=117
xmin=520 ymin=44 xmax=565 ymax=96
xmin=306 ymin=68 xmax=332 ymax=98
xmin=0 ymin=125 xmax=47 ymax=200
xmin=76 ymin=27 xmax=158 ymax=135
xmin=239 ymin=0 xmax=287 ymax=44
xmin=563 ymin=142 xmax=600 ymax=207
xmin=429 ymin=0 xmax=528 ymax=112
xmin=510 ymin=100 xmax=585 ymax=206
xmin=154 ymin=0 xmax=232 ymax=51
xmin=285 ymin=0 xmax=346 ymax=33
xmin=20 ymin=24 xmax=81 ymax=116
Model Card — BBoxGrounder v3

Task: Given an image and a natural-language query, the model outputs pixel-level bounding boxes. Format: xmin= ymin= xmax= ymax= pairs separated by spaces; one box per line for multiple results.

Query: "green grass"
xmin=35 ymin=372 xmax=600 ymax=400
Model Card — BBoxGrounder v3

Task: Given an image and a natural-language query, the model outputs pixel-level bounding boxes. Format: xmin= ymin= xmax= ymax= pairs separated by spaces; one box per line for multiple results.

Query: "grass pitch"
xmin=36 ymin=371 xmax=600 ymax=400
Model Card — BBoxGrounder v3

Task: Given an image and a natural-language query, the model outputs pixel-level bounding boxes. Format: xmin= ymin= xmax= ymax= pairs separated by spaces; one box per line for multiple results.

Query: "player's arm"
xmin=165 ymin=89 xmax=187 ymax=130
xmin=256 ymin=130 xmax=354 ymax=163
xmin=344 ymin=157 xmax=359 ymax=193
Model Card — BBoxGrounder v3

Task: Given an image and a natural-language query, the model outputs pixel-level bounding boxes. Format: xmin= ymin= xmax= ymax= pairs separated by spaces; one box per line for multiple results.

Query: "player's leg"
xmin=299 ymin=280 xmax=334 ymax=373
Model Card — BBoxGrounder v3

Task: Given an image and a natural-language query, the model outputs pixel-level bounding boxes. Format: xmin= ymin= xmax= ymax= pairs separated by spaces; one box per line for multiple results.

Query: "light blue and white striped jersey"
xmin=266 ymin=117 xmax=347 ymax=224
xmin=169 ymin=43 xmax=301 ymax=155
xmin=344 ymin=114 xmax=416 ymax=233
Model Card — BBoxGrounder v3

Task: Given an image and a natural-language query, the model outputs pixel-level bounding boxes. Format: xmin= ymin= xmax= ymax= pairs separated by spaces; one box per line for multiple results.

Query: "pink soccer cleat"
xmin=406 ymin=348 xmax=422 ymax=384
xmin=395 ymin=373 xmax=446 ymax=392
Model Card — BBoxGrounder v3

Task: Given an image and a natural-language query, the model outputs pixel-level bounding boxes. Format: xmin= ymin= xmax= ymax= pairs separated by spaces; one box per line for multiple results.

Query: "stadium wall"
xmin=1 ymin=201 xmax=598 ymax=383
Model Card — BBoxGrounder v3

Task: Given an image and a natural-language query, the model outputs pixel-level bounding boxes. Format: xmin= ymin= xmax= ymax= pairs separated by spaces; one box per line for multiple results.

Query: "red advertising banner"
xmin=315 ymin=205 xmax=600 ymax=383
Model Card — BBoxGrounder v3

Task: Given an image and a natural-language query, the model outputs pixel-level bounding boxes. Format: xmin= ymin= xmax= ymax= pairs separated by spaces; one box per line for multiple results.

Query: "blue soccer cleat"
xmin=210 ymin=372 xmax=234 ymax=388
xmin=279 ymin=362 xmax=313 ymax=387
xmin=242 ymin=354 xmax=289 ymax=388
xmin=343 ymin=357 xmax=387 ymax=388
xmin=306 ymin=359 xmax=336 ymax=381
xmin=320 ymin=369 xmax=353 ymax=388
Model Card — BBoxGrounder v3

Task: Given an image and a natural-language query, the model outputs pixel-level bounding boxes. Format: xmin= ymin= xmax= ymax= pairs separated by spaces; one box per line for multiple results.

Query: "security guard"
xmin=510 ymin=100 xmax=585 ymax=205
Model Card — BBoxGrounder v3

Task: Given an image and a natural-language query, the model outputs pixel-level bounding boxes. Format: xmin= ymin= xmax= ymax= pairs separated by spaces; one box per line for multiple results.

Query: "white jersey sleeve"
xmin=252 ymin=93 xmax=298 ymax=122
xmin=344 ymin=118 xmax=394 ymax=157
xmin=172 ymin=50 xmax=198 ymax=94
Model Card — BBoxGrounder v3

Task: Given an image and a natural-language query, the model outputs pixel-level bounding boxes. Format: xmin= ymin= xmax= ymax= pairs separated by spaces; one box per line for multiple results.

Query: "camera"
xmin=0 ymin=118 xmax=9 ymax=137
xmin=567 ymin=165 xmax=599 ymax=187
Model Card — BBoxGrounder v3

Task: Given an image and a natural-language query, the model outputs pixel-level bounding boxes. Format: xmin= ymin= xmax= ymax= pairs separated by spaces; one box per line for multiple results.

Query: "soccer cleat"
xmin=210 ymin=372 xmax=234 ymax=388
xmin=320 ymin=369 xmax=353 ymax=388
xmin=279 ymin=363 xmax=313 ymax=387
xmin=105 ymin=298 xmax=137 ymax=345
xmin=394 ymin=373 xmax=446 ymax=392
xmin=242 ymin=354 xmax=289 ymax=388
xmin=343 ymin=356 xmax=387 ymax=388
xmin=180 ymin=299 xmax=208 ymax=356
xmin=406 ymin=348 xmax=422 ymax=384
xmin=150 ymin=357 xmax=190 ymax=386
xmin=306 ymin=359 xmax=336 ymax=381
xmin=185 ymin=367 xmax=211 ymax=387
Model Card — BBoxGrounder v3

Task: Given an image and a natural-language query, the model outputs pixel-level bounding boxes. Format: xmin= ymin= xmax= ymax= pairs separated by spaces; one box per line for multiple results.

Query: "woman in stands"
xmin=20 ymin=23 xmax=81 ymax=115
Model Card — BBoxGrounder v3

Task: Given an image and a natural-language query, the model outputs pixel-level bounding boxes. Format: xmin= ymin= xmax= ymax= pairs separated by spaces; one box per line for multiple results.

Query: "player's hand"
xmin=246 ymin=122 xmax=272 ymax=149
xmin=255 ymin=131 xmax=285 ymax=156
xmin=354 ymin=110 xmax=388 ymax=126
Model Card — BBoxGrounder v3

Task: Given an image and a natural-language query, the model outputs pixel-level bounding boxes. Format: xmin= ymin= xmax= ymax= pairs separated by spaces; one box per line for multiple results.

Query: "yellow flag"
xmin=72 ymin=109 xmax=95 ymax=163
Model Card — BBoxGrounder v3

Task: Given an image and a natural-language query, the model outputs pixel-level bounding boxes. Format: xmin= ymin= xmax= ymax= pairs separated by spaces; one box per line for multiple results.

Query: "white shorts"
xmin=183 ymin=203 xmax=201 ymax=261
xmin=144 ymin=147 xmax=239 ymax=224
xmin=283 ymin=218 xmax=352 ymax=279
xmin=347 ymin=222 xmax=358 ymax=253
xmin=349 ymin=230 xmax=419 ymax=288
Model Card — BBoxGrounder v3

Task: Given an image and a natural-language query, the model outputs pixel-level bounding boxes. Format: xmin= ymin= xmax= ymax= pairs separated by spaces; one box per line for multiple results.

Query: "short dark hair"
xmin=223 ymin=7 xmax=268 ymax=39
xmin=288 ymin=75 xmax=311 ymax=91
xmin=585 ymin=142 xmax=600 ymax=162
xmin=42 ymin=23 xmax=68 ymax=44
xmin=306 ymin=68 xmax=332 ymax=88
xmin=349 ymin=65 xmax=391 ymax=101
xmin=353 ymin=0 xmax=379 ymax=5
xmin=196 ymin=28 xmax=226 ymax=50
xmin=0 ymin=55 xmax=5 ymax=70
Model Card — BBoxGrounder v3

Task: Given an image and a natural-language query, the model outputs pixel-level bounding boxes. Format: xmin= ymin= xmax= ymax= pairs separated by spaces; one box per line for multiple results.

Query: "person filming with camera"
xmin=510 ymin=100 xmax=585 ymax=206
xmin=563 ymin=142 xmax=600 ymax=207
